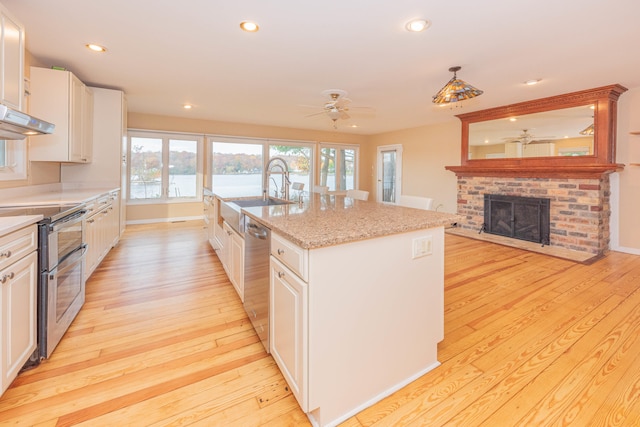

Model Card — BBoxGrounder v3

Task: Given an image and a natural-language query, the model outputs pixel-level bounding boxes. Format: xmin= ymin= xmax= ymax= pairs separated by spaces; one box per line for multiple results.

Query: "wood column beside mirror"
xmin=445 ymin=84 xmax=628 ymax=178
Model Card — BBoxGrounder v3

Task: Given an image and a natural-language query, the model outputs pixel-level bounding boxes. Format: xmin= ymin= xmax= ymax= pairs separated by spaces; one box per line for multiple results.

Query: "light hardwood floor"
xmin=1 ymin=220 xmax=640 ymax=426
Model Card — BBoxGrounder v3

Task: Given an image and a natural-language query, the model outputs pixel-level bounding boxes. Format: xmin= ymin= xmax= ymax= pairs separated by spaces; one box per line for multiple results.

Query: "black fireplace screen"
xmin=483 ymin=194 xmax=550 ymax=245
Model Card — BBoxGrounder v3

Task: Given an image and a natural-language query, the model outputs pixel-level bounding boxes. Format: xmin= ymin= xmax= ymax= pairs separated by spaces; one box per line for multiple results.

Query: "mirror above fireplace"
xmin=446 ymin=84 xmax=628 ymax=178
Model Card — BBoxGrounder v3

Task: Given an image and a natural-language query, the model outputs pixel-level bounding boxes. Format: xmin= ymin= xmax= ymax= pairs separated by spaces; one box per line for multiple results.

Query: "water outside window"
xmin=130 ymin=137 xmax=162 ymax=199
xmin=168 ymin=139 xmax=197 ymax=198
xmin=129 ymin=134 xmax=200 ymax=200
xmin=211 ymin=141 xmax=263 ymax=197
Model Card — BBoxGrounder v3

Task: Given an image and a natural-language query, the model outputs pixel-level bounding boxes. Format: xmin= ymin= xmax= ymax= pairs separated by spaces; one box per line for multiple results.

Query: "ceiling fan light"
xmin=326 ymin=109 xmax=342 ymax=120
xmin=432 ymin=66 xmax=483 ymax=104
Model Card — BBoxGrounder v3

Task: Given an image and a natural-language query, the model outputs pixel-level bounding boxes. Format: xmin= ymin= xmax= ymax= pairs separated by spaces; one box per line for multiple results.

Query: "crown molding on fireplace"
xmin=447 ymin=84 xmax=628 ymax=177
xmin=445 ymin=163 xmax=624 ymax=179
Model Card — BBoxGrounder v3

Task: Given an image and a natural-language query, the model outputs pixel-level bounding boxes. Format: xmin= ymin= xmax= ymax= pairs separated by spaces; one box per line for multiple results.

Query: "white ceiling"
xmin=4 ymin=0 xmax=640 ymax=135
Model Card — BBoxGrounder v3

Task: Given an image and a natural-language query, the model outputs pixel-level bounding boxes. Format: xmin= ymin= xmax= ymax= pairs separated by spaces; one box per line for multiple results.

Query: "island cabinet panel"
xmin=269 ymin=226 xmax=445 ymax=427
xmin=270 ymin=256 xmax=308 ymax=411
xmin=222 ymin=221 xmax=243 ymax=302
xmin=271 ymin=233 xmax=308 ymax=282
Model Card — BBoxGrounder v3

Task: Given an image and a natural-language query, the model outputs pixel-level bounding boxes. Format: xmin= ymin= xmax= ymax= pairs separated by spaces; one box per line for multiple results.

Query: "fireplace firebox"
xmin=482 ymin=194 xmax=550 ymax=246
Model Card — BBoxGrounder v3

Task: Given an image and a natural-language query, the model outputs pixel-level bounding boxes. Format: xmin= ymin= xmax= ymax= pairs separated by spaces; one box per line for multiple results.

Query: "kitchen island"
xmin=212 ymin=191 xmax=457 ymax=427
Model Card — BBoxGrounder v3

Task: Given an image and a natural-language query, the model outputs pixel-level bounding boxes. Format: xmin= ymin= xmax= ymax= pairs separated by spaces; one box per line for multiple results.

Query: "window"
xmin=210 ymin=138 xmax=264 ymax=197
xmin=319 ymin=144 xmax=358 ymax=192
xmin=0 ymin=139 xmax=27 ymax=181
xmin=269 ymin=142 xmax=312 ymax=198
xmin=128 ymin=131 xmax=202 ymax=202
xmin=209 ymin=137 xmax=315 ymax=200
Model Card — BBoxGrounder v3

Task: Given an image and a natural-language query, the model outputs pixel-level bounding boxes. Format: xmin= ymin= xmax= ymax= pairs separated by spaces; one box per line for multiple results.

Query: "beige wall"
xmin=127 ymin=112 xmax=367 ymax=221
xmin=363 ymin=120 xmax=460 ymax=213
xmin=615 ymin=87 xmax=640 ymax=252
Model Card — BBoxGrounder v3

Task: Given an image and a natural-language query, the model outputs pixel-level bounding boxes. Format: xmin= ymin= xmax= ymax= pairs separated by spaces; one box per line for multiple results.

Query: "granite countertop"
xmin=0 ymin=215 xmax=43 ymax=238
xmin=236 ymin=193 xmax=459 ymax=249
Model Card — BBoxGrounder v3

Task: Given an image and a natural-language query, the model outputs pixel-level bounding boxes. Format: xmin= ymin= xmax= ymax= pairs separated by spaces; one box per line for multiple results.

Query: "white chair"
xmin=398 ymin=195 xmax=434 ymax=210
xmin=312 ymin=185 xmax=329 ymax=194
xmin=346 ymin=189 xmax=369 ymax=201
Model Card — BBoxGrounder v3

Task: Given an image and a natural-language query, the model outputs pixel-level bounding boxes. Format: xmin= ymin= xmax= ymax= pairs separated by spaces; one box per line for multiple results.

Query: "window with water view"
xmin=129 ymin=131 xmax=202 ymax=201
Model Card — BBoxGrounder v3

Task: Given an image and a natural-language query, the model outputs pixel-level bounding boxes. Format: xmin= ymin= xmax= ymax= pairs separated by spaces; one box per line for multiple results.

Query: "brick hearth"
xmin=455 ymin=175 xmax=611 ymax=256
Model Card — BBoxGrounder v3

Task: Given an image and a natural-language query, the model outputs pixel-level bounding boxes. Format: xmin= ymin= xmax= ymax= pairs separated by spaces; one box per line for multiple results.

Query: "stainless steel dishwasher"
xmin=243 ymin=216 xmax=271 ymax=353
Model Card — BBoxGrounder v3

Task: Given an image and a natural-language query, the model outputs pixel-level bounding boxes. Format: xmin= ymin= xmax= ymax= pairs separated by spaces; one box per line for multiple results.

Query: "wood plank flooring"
xmin=1 ymin=220 xmax=640 ymax=426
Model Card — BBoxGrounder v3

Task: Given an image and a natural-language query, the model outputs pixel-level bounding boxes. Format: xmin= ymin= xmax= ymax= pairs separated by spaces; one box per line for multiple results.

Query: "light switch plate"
xmin=412 ymin=235 xmax=433 ymax=259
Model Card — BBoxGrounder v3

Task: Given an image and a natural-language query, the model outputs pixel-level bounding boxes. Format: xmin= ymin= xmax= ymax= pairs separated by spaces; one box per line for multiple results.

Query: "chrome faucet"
xmin=263 ymin=157 xmax=291 ymax=201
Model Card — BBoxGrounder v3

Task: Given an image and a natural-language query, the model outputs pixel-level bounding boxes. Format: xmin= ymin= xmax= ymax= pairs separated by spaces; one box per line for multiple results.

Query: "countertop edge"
xmin=0 ymin=215 xmax=43 ymax=238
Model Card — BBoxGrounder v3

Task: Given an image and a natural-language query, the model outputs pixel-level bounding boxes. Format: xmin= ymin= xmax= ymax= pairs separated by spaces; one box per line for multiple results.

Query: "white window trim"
xmin=127 ymin=130 xmax=203 ymax=204
xmin=0 ymin=139 xmax=27 ymax=181
xmin=317 ymin=142 xmax=360 ymax=193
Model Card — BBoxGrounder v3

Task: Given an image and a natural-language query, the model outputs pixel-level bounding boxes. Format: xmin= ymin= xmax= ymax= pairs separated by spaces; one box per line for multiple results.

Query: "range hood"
xmin=0 ymin=104 xmax=55 ymax=140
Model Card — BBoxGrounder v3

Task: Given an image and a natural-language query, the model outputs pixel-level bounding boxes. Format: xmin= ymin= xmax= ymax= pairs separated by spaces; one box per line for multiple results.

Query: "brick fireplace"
xmin=445 ymin=85 xmax=627 ymax=259
xmin=454 ymin=175 xmax=611 ymax=256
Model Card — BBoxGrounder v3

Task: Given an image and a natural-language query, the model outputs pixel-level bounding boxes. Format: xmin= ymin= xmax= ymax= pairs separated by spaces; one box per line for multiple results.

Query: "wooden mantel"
xmin=446 ymin=85 xmax=628 ymax=179
xmin=445 ymin=163 xmax=624 ymax=179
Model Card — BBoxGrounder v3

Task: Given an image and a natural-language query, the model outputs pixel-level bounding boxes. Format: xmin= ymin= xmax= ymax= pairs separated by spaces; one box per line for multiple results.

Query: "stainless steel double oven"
xmin=0 ymin=203 xmax=87 ymax=366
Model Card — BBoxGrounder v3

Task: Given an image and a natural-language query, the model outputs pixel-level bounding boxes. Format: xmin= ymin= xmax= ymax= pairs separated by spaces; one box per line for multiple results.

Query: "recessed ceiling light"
xmin=183 ymin=104 xmax=193 ymax=110
xmin=524 ymin=79 xmax=541 ymax=86
xmin=240 ymin=21 xmax=259 ymax=32
xmin=405 ymin=19 xmax=430 ymax=32
xmin=350 ymin=124 xmax=358 ymax=128
xmin=86 ymin=43 xmax=107 ymax=53
xmin=509 ymin=117 xmax=517 ymax=122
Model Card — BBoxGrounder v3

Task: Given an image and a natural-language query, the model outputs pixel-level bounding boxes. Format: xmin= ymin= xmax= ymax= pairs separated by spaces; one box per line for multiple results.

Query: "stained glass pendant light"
xmin=432 ymin=66 xmax=483 ymax=104
xmin=579 ymin=123 xmax=594 ymax=135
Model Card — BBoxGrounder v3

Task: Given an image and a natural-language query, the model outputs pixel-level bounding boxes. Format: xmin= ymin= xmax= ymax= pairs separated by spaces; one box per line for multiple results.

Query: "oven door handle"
xmin=49 ymin=244 xmax=87 ymax=280
xmin=49 ymin=209 xmax=87 ymax=232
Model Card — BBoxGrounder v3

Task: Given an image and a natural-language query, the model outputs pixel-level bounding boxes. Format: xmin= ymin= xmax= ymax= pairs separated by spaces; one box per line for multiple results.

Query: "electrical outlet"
xmin=412 ymin=235 xmax=433 ymax=259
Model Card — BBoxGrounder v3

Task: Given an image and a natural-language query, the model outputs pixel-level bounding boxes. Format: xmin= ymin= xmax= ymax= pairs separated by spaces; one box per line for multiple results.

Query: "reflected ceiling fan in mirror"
xmin=503 ymin=129 xmax=554 ymax=144
xmin=300 ymin=89 xmax=375 ymax=129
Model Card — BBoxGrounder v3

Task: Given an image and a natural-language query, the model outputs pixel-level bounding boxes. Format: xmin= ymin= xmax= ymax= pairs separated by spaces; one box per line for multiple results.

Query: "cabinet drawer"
xmin=0 ymin=225 xmax=37 ymax=271
xmin=271 ymin=233 xmax=308 ymax=282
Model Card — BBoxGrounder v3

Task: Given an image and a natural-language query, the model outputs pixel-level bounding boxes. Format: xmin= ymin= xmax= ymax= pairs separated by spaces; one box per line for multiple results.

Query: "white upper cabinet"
xmin=28 ymin=67 xmax=94 ymax=163
xmin=0 ymin=4 xmax=24 ymax=111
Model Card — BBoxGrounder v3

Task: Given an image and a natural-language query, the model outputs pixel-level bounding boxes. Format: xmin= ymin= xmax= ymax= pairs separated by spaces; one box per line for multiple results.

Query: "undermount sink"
xmin=230 ymin=198 xmax=294 ymax=207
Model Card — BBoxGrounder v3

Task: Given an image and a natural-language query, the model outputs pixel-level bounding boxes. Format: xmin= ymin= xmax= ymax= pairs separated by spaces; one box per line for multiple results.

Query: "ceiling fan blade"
xmin=305 ymin=111 xmax=326 ymax=118
xmin=334 ymin=97 xmax=352 ymax=108
xmin=339 ymin=111 xmax=350 ymax=120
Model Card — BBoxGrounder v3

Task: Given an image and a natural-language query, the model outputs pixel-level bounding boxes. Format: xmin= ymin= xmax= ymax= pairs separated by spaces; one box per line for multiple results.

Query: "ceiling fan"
xmin=503 ymin=129 xmax=554 ymax=144
xmin=301 ymin=89 xmax=374 ymax=129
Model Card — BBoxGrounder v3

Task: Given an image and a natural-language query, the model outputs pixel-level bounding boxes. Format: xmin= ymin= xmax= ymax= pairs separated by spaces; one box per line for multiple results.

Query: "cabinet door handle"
xmin=0 ymin=250 xmax=11 ymax=258
xmin=0 ymin=272 xmax=15 ymax=284
xmin=277 ymin=271 xmax=285 ymax=278
xmin=277 ymin=248 xmax=285 ymax=255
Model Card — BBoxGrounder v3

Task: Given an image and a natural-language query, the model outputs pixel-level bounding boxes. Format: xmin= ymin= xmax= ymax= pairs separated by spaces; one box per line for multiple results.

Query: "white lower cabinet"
xmin=270 ymin=256 xmax=308 ymax=411
xmin=1 ymin=225 xmax=38 ymax=395
xmin=84 ymin=191 xmax=121 ymax=280
xmin=222 ymin=221 xmax=244 ymax=302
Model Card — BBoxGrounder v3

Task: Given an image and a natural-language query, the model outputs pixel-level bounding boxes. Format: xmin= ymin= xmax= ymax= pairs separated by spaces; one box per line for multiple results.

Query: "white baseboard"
xmin=611 ymin=245 xmax=640 ymax=256
xmin=126 ymin=216 xmax=204 ymax=225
